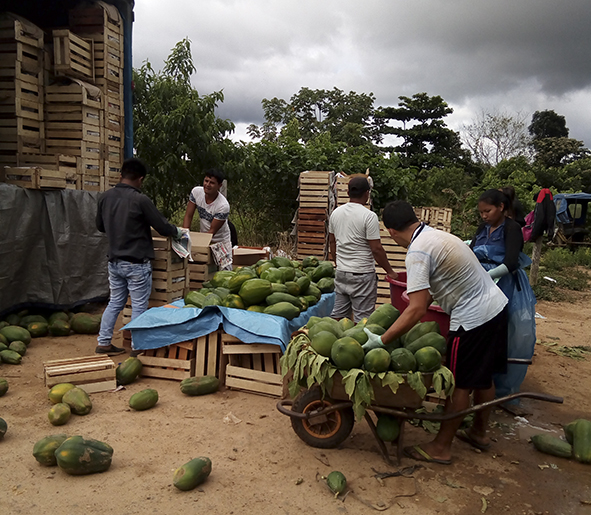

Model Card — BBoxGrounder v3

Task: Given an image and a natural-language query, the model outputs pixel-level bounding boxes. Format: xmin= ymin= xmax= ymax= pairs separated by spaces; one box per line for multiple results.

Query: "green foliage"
xmin=378 ymin=92 xmax=471 ymax=170
xmin=247 ymin=87 xmax=385 ymax=146
xmin=133 ymin=39 xmax=235 ymax=218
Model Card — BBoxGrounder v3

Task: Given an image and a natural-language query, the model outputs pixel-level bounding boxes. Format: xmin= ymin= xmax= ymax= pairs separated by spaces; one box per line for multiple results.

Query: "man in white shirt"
xmin=328 ymin=176 xmax=397 ymax=322
xmin=364 ymin=200 xmax=508 ymax=465
xmin=183 ymin=169 xmax=232 ymax=269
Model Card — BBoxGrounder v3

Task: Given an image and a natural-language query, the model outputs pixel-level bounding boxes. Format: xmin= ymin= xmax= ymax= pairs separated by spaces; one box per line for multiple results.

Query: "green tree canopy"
xmin=133 ymin=38 xmax=235 ymax=218
xmin=377 ymin=93 xmax=471 ymax=170
xmin=246 ymin=87 xmax=385 ymax=146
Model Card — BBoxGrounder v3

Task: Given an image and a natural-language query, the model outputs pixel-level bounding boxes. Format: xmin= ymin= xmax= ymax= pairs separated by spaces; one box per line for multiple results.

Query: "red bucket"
xmin=386 ymin=273 xmax=450 ymax=338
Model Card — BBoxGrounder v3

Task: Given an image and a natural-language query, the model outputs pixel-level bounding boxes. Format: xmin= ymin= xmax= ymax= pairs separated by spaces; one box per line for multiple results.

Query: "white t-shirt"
xmin=189 ymin=186 xmax=231 ymax=245
xmin=328 ymin=203 xmax=380 ymax=273
xmin=406 ymin=225 xmax=507 ymax=331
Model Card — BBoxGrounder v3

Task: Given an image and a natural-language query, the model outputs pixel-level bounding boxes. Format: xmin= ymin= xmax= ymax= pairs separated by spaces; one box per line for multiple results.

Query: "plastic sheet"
xmin=0 ymin=184 xmax=109 ymax=315
xmin=124 ymin=293 xmax=336 ymax=351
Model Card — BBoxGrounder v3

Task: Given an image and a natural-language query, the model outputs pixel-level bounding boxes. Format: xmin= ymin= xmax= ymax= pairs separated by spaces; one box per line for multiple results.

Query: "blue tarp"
xmin=554 ymin=193 xmax=591 ymax=224
xmin=123 ymin=293 xmax=336 ymax=352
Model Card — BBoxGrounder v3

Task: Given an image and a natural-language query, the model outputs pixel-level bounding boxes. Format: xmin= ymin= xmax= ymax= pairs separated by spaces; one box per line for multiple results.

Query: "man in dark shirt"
xmin=95 ymin=158 xmax=181 ymax=356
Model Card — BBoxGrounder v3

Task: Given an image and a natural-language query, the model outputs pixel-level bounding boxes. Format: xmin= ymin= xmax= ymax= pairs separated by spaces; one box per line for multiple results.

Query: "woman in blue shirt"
xmin=471 ymin=189 xmax=537 ymax=400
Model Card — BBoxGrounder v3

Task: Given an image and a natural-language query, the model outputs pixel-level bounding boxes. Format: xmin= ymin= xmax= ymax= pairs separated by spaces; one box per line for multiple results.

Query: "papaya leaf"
xmin=328 ymin=367 xmax=338 ymax=378
xmin=382 ymin=371 xmax=405 ymax=395
xmin=311 ymin=354 xmax=327 ymax=380
xmin=355 ymin=374 xmax=373 ymax=407
xmin=352 ymin=400 xmax=367 ymax=421
xmin=288 ymin=378 xmax=300 ymax=399
xmin=377 ymin=371 xmax=387 ymax=380
xmin=342 ymin=369 xmax=364 ymax=398
xmin=432 ymin=371 xmax=443 ymax=396
xmin=369 ymin=371 xmax=376 ymax=379
xmin=407 ymin=371 xmax=427 ymax=399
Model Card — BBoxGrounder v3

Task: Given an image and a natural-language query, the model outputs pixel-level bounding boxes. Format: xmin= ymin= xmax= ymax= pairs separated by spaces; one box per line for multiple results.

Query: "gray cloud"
xmin=133 ymin=0 xmax=591 ymax=146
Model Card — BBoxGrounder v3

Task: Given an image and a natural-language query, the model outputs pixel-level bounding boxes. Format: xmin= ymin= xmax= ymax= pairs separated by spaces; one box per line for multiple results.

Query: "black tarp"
xmin=0 ymin=184 xmax=109 ymax=316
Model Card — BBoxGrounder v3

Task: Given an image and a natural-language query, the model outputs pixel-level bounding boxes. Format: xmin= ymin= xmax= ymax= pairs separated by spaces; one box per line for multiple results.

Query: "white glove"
xmin=362 ymin=328 xmax=384 ymax=352
xmin=488 ymin=263 xmax=509 ymax=280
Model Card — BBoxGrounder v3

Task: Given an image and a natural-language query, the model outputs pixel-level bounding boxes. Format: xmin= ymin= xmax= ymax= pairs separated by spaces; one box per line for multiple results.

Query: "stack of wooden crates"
xmin=0 ymin=3 xmax=124 ymax=192
xmin=0 ymin=14 xmax=46 ymax=172
xmin=296 ymin=171 xmax=333 ymax=260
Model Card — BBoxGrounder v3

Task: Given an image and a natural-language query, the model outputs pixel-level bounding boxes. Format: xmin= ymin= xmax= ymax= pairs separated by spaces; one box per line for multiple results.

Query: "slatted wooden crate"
xmin=44 ymin=355 xmax=116 ymax=393
xmin=0 ymin=41 xmax=44 ymax=74
xmin=69 ymin=4 xmax=123 ymax=51
xmin=195 ymin=330 xmax=227 ymax=379
xmin=46 ymin=103 xmax=102 ymax=128
xmin=0 ymin=14 xmax=44 ymax=48
xmin=296 ymin=207 xmax=328 ymax=260
xmin=298 ymin=170 xmax=332 ymax=208
xmin=52 ymin=29 xmax=94 ymax=81
xmin=0 ymin=115 xmax=43 ymax=140
xmin=45 ymin=82 xmax=101 ymax=108
xmin=375 ymin=222 xmax=408 ymax=307
xmin=414 ymin=206 xmax=453 ymax=232
xmin=335 ymin=174 xmax=371 ymax=207
xmin=139 ymin=340 xmax=196 ymax=381
xmin=222 ymin=333 xmax=283 ymax=397
xmin=1 ymin=166 xmax=38 ymax=188
xmin=188 ymin=262 xmax=217 ymax=288
xmin=45 ymin=138 xmax=102 ymax=159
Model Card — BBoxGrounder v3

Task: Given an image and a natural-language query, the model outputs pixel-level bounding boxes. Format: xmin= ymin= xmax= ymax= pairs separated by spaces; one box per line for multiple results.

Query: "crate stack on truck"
xmin=0 ymin=3 xmax=124 ymax=192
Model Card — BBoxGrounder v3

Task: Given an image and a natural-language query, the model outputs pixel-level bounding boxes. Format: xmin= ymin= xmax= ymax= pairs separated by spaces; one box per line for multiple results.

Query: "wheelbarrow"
xmin=277 ymin=358 xmax=563 ymax=465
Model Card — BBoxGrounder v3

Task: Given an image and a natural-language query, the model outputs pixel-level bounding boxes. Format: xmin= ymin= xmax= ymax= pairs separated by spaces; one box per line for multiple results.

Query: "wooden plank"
xmin=140 ymin=367 xmax=190 ymax=380
xmin=226 ymin=365 xmax=283 ymax=385
xmin=206 ymin=332 xmax=219 ymax=376
xmin=138 ymin=355 xmax=191 ymax=370
xmin=46 ymin=369 xmax=116 ymax=384
xmin=77 ymin=379 xmax=117 ymax=394
xmin=222 ymin=343 xmax=282 ymax=355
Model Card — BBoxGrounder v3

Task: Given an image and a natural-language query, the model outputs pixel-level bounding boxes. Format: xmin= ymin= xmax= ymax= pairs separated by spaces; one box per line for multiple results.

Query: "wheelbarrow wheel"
xmin=290 ymin=387 xmax=355 ymax=449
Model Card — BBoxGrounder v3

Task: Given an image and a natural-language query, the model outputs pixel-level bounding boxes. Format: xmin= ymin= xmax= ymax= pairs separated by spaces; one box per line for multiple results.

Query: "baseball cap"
xmin=348 ymin=176 xmax=371 ymax=197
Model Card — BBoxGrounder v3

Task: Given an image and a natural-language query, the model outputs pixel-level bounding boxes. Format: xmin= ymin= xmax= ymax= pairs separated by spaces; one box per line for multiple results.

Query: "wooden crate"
xmin=46 ymin=103 xmax=102 ymax=127
xmin=0 ymin=41 xmax=44 ymax=73
xmin=195 ymin=330 xmax=227 ymax=379
xmin=188 ymin=261 xmax=217 ymax=283
xmin=152 ymin=267 xmax=189 ymax=291
xmin=375 ymin=222 xmax=408 ymax=307
xmin=299 ymin=170 xmax=333 ymax=208
xmin=296 ymin=206 xmax=328 ymax=260
xmin=0 ymin=14 xmax=44 ymax=48
xmin=0 ymin=78 xmax=43 ymax=113
xmin=52 ymin=29 xmax=94 ymax=81
xmin=2 ymin=166 xmax=38 ymax=188
xmin=222 ymin=333 xmax=283 ymax=397
xmin=16 ymin=153 xmax=77 ymax=173
xmin=0 ymin=116 xmax=44 ymax=141
xmin=139 ymin=340 xmax=196 ymax=381
xmin=45 ymin=138 xmax=102 ymax=159
xmin=335 ymin=174 xmax=370 ymax=207
xmin=44 ymin=355 xmax=116 ymax=393
xmin=45 ymin=82 xmax=101 ymax=108
xmin=46 ymin=122 xmax=103 ymax=144
xmin=0 ymin=135 xmax=44 ymax=154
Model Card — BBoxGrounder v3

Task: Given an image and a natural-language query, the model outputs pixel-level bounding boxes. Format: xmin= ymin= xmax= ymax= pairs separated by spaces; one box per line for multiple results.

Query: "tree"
xmin=246 ymin=87 xmax=385 ymax=146
xmin=133 ymin=39 xmax=235 ymax=218
xmin=528 ymin=110 xmax=569 ymax=141
xmin=462 ymin=110 xmax=532 ymax=166
xmin=377 ymin=93 xmax=471 ymax=170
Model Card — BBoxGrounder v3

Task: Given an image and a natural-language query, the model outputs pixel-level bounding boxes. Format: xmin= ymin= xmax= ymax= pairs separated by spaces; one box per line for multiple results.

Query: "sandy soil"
xmin=2 ymin=293 xmax=591 ymax=515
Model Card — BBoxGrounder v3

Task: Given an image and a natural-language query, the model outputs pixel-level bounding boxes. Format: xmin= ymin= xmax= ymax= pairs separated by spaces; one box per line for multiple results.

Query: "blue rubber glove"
xmin=174 ymin=227 xmax=185 ymax=241
xmin=488 ymin=263 xmax=509 ymax=279
xmin=362 ymin=328 xmax=384 ymax=353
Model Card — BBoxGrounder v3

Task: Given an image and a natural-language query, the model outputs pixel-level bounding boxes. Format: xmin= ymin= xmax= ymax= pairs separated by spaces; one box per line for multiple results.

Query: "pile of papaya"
xmin=0 ymin=310 xmax=101 ymax=344
xmin=306 ymin=303 xmax=446 ymax=375
xmin=531 ymin=419 xmax=591 ymax=464
xmin=184 ymin=255 xmax=335 ymax=320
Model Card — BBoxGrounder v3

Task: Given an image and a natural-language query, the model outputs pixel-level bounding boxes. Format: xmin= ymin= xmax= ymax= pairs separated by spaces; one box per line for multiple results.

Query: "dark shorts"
xmin=446 ymin=306 xmax=508 ymax=390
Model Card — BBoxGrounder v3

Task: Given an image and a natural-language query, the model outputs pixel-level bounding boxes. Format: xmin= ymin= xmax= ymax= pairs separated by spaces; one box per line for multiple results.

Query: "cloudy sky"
xmin=132 ymin=0 xmax=591 ymax=148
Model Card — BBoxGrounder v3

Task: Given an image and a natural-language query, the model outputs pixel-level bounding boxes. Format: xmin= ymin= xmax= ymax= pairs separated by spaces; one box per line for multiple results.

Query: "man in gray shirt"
xmin=96 ymin=158 xmax=181 ymax=356
xmin=328 ymin=176 xmax=397 ymax=322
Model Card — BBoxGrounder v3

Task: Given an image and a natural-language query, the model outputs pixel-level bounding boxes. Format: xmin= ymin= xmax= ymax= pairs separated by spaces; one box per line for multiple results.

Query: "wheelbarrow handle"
xmin=506 ymin=358 xmax=533 ymax=365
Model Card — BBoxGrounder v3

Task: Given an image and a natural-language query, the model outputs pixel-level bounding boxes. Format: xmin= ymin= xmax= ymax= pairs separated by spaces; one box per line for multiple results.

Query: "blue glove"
xmin=362 ymin=328 xmax=384 ymax=353
xmin=488 ymin=263 xmax=509 ymax=280
xmin=174 ymin=227 xmax=185 ymax=241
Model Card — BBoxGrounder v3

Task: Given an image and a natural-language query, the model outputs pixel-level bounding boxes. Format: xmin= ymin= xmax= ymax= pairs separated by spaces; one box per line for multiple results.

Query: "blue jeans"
xmin=97 ymin=260 xmax=152 ymax=347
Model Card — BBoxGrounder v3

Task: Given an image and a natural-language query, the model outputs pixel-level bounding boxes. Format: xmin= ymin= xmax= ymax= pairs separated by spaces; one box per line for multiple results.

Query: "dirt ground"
xmin=2 ymin=293 xmax=591 ymax=515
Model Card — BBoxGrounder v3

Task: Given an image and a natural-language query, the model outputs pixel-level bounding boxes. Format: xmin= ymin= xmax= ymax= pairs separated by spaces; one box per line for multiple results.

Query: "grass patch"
xmin=532 ymin=266 xmax=590 ymax=302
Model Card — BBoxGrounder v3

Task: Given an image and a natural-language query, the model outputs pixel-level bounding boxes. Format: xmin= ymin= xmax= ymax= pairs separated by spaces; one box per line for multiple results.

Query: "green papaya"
xmin=33 ymin=434 xmax=69 ymax=466
xmin=173 ymin=457 xmax=212 ymax=491
xmin=49 ymin=320 xmax=71 ymax=337
xmin=70 ymin=313 xmax=101 ymax=334
xmin=48 ymin=403 xmax=72 ymax=426
xmin=180 ymin=376 xmax=220 ymax=396
xmin=129 ymin=389 xmax=159 ymax=411
xmin=0 ymin=349 xmax=22 ymax=364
